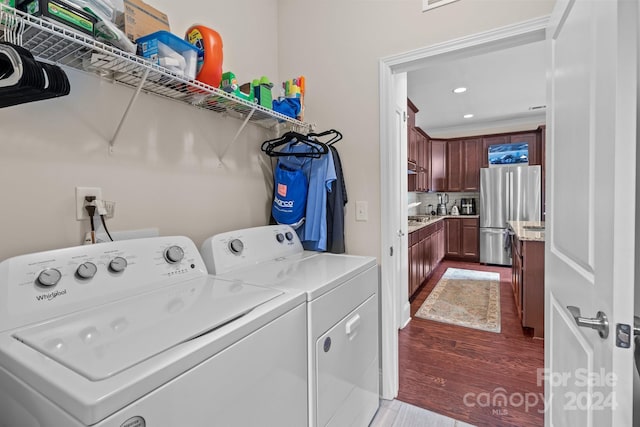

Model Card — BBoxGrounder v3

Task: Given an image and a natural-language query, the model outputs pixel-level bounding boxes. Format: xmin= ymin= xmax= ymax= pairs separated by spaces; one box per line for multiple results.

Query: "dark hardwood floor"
xmin=397 ymin=260 xmax=544 ymax=427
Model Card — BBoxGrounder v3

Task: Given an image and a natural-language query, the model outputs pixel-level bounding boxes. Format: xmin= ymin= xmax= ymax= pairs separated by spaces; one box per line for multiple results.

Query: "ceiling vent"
xmin=422 ymin=0 xmax=460 ymax=12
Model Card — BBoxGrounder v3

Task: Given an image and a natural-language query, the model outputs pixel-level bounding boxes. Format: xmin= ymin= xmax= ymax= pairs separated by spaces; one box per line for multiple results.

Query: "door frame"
xmin=378 ymin=15 xmax=549 ymax=400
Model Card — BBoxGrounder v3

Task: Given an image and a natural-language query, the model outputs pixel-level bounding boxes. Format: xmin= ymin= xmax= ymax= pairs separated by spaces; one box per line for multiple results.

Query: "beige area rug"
xmin=415 ymin=268 xmax=501 ymax=333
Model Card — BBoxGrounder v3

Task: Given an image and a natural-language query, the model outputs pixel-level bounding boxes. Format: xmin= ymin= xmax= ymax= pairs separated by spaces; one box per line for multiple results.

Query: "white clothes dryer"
xmin=0 ymin=236 xmax=307 ymax=427
xmin=201 ymin=225 xmax=380 ymax=427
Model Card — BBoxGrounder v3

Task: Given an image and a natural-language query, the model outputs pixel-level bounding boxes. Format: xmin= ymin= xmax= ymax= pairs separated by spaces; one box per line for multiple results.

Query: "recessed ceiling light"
xmin=463 ymin=114 xmax=474 ymax=119
xmin=453 ymin=87 xmax=467 ymax=94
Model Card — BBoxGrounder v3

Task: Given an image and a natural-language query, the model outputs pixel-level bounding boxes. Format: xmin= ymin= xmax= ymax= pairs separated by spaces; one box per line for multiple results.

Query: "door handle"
xmin=567 ymin=306 xmax=609 ymax=339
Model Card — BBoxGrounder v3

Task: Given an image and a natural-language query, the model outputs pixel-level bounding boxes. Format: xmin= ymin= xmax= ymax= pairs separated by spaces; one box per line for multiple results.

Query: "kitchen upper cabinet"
xmin=412 ymin=124 xmax=544 ymax=194
xmin=481 ymin=135 xmax=508 ymax=168
xmin=446 ymin=140 xmax=463 ymax=192
xmin=481 ymin=131 xmax=541 ymax=168
xmin=430 ymin=140 xmax=447 ymax=192
xmin=416 ymin=129 xmax=431 ymax=192
xmin=407 ymin=100 xmax=418 ymax=164
xmin=510 ymin=132 xmax=539 ymax=165
xmin=463 ymin=138 xmax=482 ymax=191
xmin=446 ymin=138 xmax=481 ymax=192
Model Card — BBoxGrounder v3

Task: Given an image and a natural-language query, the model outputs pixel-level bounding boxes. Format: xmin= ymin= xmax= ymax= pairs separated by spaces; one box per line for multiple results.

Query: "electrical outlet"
xmin=103 ymin=200 xmax=116 ymax=219
xmin=76 ymin=187 xmax=102 ymax=220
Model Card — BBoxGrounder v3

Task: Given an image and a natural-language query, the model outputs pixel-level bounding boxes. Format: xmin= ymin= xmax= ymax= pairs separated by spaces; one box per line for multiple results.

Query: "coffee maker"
xmin=460 ymin=198 xmax=475 ymax=215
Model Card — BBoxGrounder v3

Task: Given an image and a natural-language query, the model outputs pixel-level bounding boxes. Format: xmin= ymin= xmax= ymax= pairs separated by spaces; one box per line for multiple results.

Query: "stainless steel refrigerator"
xmin=479 ymin=165 xmax=541 ymax=265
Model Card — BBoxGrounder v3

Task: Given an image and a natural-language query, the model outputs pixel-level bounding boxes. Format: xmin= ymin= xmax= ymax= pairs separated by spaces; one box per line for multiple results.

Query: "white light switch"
xmin=355 ymin=201 xmax=368 ymax=222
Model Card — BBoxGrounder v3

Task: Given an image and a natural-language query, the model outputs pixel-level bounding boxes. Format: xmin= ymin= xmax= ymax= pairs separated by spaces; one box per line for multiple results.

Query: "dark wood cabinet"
xmin=408 ymin=220 xmax=445 ymax=299
xmin=445 ymin=218 xmax=461 ymax=257
xmin=512 ymin=239 xmax=523 ymax=321
xmin=417 ymin=129 xmax=431 ymax=192
xmin=430 ymin=140 xmax=447 ymax=192
xmin=510 ymin=132 xmax=539 ymax=164
xmin=481 ymin=135 xmax=508 ymax=168
xmin=511 ymin=232 xmax=544 ymax=338
xmin=447 ymin=138 xmax=481 ymax=192
xmin=481 ymin=131 xmax=541 ymax=168
xmin=462 ymin=219 xmax=480 ymax=258
xmin=407 ymin=100 xmax=418 ymax=164
xmin=444 ymin=218 xmax=479 ymax=261
xmin=408 ymin=99 xmax=433 ymax=192
xmin=446 ymin=140 xmax=463 ymax=192
xmin=463 ymin=138 xmax=482 ymax=191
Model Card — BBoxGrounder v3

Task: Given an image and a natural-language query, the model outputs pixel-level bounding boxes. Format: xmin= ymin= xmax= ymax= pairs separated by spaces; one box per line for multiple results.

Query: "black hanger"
xmin=261 ymin=131 xmax=328 ymax=158
xmin=307 ymin=129 xmax=342 ymax=146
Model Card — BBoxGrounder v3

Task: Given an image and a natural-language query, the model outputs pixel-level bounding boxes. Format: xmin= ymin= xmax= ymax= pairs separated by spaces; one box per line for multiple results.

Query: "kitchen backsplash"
xmin=408 ymin=191 xmax=479 ymax=216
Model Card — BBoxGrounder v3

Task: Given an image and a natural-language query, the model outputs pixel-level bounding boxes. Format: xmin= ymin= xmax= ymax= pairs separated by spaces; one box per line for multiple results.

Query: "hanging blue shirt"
xmin=277 ymin=139 xmax=336 ymax=251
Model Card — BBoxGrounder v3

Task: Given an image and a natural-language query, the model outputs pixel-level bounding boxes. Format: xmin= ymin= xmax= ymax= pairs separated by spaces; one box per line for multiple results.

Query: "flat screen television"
xmin=488 ymin=142 xmax=529 ymax=166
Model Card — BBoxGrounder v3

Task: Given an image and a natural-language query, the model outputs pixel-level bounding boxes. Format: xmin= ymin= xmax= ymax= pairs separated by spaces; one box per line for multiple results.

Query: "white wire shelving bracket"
xmin=0 ymin=5 xmax=312 ymax=154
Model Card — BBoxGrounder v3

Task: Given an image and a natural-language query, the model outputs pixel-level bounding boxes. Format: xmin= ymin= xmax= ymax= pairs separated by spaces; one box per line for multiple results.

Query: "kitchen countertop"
xmin=508 ymin=220 xmax=545 ymax=242
xmin=408 ymin=215 xmax=479 ymax=234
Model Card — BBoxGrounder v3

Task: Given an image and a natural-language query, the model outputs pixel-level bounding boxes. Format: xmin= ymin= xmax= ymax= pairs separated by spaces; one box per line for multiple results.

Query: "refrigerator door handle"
xmin=507 ymin=171 xmax=514 ymax=221
xmin=505 ymin=170 xmax=510 ymax=223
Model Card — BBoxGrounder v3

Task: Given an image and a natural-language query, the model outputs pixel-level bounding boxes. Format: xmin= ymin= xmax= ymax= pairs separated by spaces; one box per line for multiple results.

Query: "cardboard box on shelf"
xmin=117 ymin=0 xmax=169 ymax=42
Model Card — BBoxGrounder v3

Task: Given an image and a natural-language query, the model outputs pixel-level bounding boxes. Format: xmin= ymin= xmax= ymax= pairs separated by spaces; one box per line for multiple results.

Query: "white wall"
xmin=278 ymin=0 xmax=555 ymax=259
xmin=0 ymin=0 xmax=279 ymax=260
xmin=0 ymin=0 xmax=555 ymax=261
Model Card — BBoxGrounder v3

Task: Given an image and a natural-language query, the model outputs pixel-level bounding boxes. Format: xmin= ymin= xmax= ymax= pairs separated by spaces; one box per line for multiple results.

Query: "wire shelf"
xmin=0 ymin=5 xmax=310 ymax=133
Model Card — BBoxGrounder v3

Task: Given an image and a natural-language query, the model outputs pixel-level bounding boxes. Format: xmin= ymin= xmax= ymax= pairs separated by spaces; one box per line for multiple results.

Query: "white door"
xmin=379 ymin=67 xmax=408 ymax=399
xmin=546 ymin=0 xmax=637 ymax=425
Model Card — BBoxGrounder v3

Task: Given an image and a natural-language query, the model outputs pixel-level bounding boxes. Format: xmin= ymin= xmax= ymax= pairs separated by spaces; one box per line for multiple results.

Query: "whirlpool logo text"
xmin=36 ymin=289 xmax=67 ymax=302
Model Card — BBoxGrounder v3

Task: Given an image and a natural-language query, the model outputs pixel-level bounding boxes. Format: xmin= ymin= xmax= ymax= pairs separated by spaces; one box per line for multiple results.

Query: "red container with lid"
xmin=185 ymin=25 xmax=223 ymax=88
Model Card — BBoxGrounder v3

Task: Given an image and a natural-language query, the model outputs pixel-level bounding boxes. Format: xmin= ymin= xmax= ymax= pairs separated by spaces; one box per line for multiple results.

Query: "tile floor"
xmin=370 ymin=399 xmax=475 ymax=427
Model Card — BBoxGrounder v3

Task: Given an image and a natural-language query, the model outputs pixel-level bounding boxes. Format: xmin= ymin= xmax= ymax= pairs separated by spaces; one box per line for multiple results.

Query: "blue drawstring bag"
xmin=272 ymin=162 xmax=307 ymax=229
xmin=272 ymin=97 xmax=301 ymax=119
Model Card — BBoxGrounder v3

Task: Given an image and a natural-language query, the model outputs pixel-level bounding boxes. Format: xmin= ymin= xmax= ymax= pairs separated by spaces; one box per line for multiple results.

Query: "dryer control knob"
xmin=164 ymin=246 xmax=184 ymax=264
xmin=285 ymin=232 xmax=294 ymax=241
xmin=228 ymin=239 xmax=244 ymax=255
xmin=109 ymin=257 xmax=128 ymax=273
xmin=276 ymin=233 xmax=285 ymax=243
xmin=37 ymin=268 xmax=62 ymax=287
xmin=76 ymin=262 xmax=97 ymax=280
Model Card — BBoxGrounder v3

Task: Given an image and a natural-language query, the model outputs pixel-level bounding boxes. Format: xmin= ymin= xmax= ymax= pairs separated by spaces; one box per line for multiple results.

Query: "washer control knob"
xmin=276 ymin=233 xmax=285 ymax=243
xmin=76 ymin=262 xmax=97 ymax=280
xmin=228 ymin=239 xmax=244 ymax=255
xmin=285 ymin=232 xmax=294 ymax=241
xmin=37 ymin=268 xmax=62 ymax=287
xmin=109 ymin=257 xmax=128 ymax=273
xmin=163 ymin=246 xmax=184 ymax=264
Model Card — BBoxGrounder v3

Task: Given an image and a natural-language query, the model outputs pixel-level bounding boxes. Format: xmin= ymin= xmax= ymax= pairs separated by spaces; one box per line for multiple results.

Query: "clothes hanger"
xmin=307 ymin=129 xmax=342 ymax=146
xmin=261 ymin=131 xmax=328 ymax=158
xmin=260 ymin=131 xmax=304 ymax=152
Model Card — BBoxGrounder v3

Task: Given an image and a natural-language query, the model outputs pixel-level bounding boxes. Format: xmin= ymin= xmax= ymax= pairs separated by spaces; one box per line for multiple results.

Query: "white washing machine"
xmin=201 ymin=225 xmax=380 ymax=427
xmin=0 ymin=236 xmax=308 ymax=427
